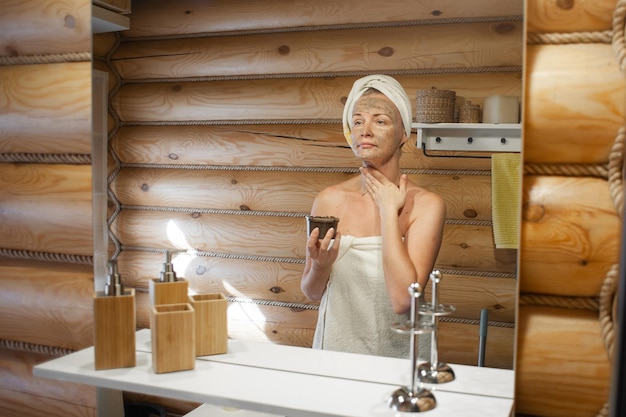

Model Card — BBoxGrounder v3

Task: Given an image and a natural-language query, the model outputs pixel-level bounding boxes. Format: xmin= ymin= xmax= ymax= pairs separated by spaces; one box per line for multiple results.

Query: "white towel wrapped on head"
xmin=342 ymin=74 xmax=413 ymax=145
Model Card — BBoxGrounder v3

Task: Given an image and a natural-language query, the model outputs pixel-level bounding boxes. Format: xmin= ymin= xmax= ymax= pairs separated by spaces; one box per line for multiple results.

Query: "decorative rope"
xmin=119 ymin=162 xmax=491 ymax=177
xmin=523 ymin=162 xmax=609 ymax=178
xmin=0 ymin=153 xmax=91 ymax=165
xmin=613 ymin=0 xmax=626 ymax=71
xmin=0 ymin=51 xmax=91 ymax=66
xmin=0 ymin=248 xmax=92 ymax=265
xmin=121 ymin=204 xmax=493 ymax=227
xmin=126 ymin=66 xmax=522 ymax=85
xmin=0 ymin=339 xmax=74 ymax=356
xmin=121 ymin=245 xmax=304 ymax=264
xmin=227 ymin=296 xmax=318 ymax=311
xmin=518 ymin=293 xmax=599 ymax=311
xmin=439 ymin=316 xmax=515 ymax=329
xmin=594 ymin=5 xmax=626 ymax=417
xmin=607 ymin=126 xmax=626 ymax=215
xmin=123 ymin=15 xmax=522 ymax=42
xmin=527 ymin=31 xmax=612 ymax=45
xmin=599 ymin=264 xmax=619 ymax=361
xmin=438 ymin=268 xmax=516 ymax=279
xmin=105 ymin=32 xmax=125 ymax=260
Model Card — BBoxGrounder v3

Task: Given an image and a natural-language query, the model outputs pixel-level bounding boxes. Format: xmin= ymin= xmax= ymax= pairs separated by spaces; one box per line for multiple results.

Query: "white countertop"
xmin=34 ymin=329 xmax=514 ymax=417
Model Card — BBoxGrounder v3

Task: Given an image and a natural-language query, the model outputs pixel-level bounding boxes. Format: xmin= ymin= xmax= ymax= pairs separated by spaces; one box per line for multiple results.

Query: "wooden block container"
xmin=151 ymin=303 xmax=195 ymax=374
xmin=149 ymin=278 xmax=189 ymax=306
xmin=189 ymin=294 xmax=228 ymax=356
xmin=93 ymin=289 xmax=136 ymax=370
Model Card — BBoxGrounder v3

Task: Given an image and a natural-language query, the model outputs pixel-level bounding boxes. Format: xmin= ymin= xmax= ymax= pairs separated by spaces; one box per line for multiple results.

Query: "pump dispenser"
xmin=104 ymin=260 xmax=124 ymax=296
xmin=149 ymin=249 xmax=189 ymax=306
xmin=94 ymin=259 xmax=136 ymax=370
xmin=160 ymin=250 xmax=178 ymax=282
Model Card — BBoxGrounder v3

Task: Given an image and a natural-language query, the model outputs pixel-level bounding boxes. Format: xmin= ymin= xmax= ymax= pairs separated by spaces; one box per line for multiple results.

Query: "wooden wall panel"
xmin=0 ymin=260 xmax=94 ymax=350
xmin=0 ymin=62 xmax=92 ymax=154
xmin=0 ymin=348 xmax=95 ymax=417
xmin=520 ymin=175 xmax=620 ymax=296
xmin=516 ymin=305 xmax=611 ymax=417
xmin=524 ymin=44 xmax=625 ymax=165
xmin=113 ymin=168 xmax=493 ymax=221
xmin=112 ymin=73 xmax=522 ymax=123
xmin=111 ymin=124 xmax=493 ymax=171
xmin=124 ymin=0 xmax=523 ymax=38
xmin=113 ymin=22 xmax=522 ymax=80
xmin=0 ymin=164 xmax=93 ymax=256
xmin=0 ymin=0 xmax=90 ymax=57
xmin=527 ymin=0 xmax=617 ymax=33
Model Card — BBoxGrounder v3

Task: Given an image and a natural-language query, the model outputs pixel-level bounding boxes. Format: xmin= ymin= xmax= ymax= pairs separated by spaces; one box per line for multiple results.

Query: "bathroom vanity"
xmin=34 ymin=329 xmax=514 ymax=417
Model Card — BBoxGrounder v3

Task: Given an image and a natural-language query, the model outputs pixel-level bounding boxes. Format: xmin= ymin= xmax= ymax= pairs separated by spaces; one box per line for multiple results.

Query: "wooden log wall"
xmin=0 ymin=1 xmax=95 ymax=416
xmin=96 ymin=2 xmax=522 ymax=402
xmin=518 ymin=0 xmax=624 ymax=416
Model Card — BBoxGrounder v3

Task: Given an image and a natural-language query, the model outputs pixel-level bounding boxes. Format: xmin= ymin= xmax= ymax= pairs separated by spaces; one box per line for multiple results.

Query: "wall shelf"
xmin=413 ymin=123 xmax=521 ymax=153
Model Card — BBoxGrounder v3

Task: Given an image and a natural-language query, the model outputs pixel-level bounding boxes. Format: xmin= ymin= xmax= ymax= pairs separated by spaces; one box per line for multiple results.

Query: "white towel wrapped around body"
xmin=312 ymin=235 xmax=431 ymax=360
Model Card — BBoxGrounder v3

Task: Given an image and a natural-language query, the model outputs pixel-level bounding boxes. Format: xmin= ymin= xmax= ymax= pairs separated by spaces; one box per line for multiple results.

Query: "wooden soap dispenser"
xmin=93 ymin=260 xmax=136 ymax=370
xmin=149 ymin=249 xmax=189 ymax=306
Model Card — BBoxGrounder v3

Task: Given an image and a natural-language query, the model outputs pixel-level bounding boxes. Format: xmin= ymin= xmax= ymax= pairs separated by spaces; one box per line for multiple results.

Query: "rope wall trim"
xmin=121 ymin=15 xmax=523 ymax=42
xmin=518 ymin=293 xmax=600 ymax=311
xmin=124 ymin=66 xmax=523 ymax=85
xmin=105 ymin=32 xmax=126 ymax=260
xmin=527 ymin=31 xmax=612 ymax=45
xmin=0 ymin=51 xmax=91 ymax=66
xmin=0 ymin=339 xmax=75 ymax=356
xmin=523 ymin=162 xmax=609 ymax=178
xmin=0 ymin=248 xmax=93 ymax=265
xmin=118 ymin=163 xmax=492 ymax=177
xmin=0 ymin=153 xmax=91 ymax=165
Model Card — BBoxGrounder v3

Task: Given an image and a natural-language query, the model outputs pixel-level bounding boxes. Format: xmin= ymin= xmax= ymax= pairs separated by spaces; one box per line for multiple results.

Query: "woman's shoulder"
xmin=407 ymin=182 xmax=446 ymax=212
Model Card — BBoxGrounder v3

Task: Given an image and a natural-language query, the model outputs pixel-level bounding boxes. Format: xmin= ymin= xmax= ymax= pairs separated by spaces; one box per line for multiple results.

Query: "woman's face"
xmin=350 ymin=92 xmax=407 ymax=163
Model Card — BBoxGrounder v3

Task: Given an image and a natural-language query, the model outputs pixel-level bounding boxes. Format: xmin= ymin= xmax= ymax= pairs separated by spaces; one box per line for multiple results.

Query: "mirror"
xmin=93 ymin=0 xmax=522 ymax=372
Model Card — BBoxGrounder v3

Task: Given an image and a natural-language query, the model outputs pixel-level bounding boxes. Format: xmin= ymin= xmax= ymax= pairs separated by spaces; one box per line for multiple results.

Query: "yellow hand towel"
xmin=491 ymin=153 xmax=521 ymax=249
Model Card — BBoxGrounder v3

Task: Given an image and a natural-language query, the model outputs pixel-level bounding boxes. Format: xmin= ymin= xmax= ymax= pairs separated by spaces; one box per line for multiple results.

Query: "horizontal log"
xmin=520 ymin=175 xmax=620 ymax=296
xmin=524 ymin=44 xmax=624 ymax=164
xmin=112 ymin=124 xmax=493 ymax=171
xmin=93 ymin=33 xmax=118 ymax=61
xmin=124 ymin=0 xmax=523 ymax=38
xmin=0 ymin=62 xmax=92 ymax=154
xmin=0 ymin=348 xmax=95 ymax=416
xmin=0 ymin=386 xmax=94 ymax=417
xmin=0 ymin=259 xmax=94 ymax=350
xmin=516 ymin=305 xmax=611 ymax=417
xmin=0 ymin=164 xmax=93 ymax=256
xmin=113 ymin=22 xmax=522 ymax=80
xmin=112 ymin=167 xmax=493 ymax=220
xmin=113 ymin=210 xmax=515 ymax=272
xmin=118 ymin=251 xmax=515 ymax=323
xmin=111 ymin=73 xmax=522 ymax=123
xmin=527 ymin=0 xmax=617 ymax=33
xmin=0 ymin=0 xmax=90 ymax=57
xmin=438 ymin=321 xmax=514 ymax=369
xmin=224 ymin=301 xmax=514 ymax=368
xmin=424 ymin=273 xmax=516 ymax=323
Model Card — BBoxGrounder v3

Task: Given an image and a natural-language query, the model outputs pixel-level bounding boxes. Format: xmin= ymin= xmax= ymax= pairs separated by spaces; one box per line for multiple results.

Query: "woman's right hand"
xmin=306 ymin=227 xmax=341 ymax=268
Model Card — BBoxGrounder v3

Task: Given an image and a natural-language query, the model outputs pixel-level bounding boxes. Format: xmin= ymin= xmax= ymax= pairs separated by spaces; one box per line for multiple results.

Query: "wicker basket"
xmin=458 ymin=100 xmax=481 ymax=123
xmin=415 ymin=87 xmax=456 ymax=123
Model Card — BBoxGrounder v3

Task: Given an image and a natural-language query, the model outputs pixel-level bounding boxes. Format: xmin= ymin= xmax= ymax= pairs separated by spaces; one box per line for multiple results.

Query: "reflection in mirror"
xmin=92 ymin=0 xmax=522 ymax=373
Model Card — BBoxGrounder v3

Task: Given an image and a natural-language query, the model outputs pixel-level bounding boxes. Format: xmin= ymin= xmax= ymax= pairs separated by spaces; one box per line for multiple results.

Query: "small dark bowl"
xmin=306 ymin=216 xmax=339 ymax=238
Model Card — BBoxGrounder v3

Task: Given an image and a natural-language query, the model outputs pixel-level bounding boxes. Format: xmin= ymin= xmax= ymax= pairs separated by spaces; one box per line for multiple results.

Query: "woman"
xmin=301 ymin=74 xmax=446 ymax=358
